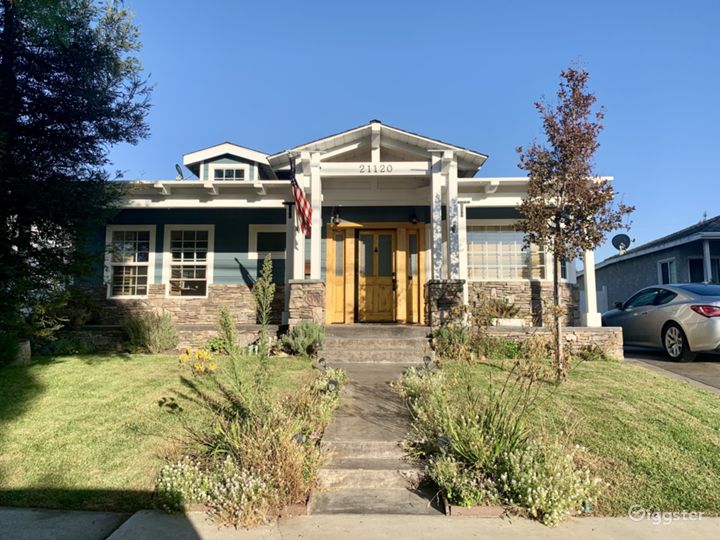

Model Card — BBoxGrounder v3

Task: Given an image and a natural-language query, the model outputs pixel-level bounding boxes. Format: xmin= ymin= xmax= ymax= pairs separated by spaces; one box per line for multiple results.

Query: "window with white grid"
xmin=106 ymin=227 xmax=155 ymax=298
xmin=167 ymin=227 xmax=213 ymax=296
xmin=467 ymin=225 xmax=546 ymax=281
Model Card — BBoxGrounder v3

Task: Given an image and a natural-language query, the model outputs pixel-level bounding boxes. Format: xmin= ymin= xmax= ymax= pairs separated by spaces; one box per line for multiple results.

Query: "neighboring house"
xmin=87 ymin=121 xmax=603 ymax=328
xmin=578 ymin=216 xmax=720 ymax=312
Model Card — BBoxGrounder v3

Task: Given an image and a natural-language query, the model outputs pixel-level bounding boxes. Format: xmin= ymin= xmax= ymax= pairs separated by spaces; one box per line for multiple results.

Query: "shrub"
xmin=279 ymin=321 xmax=324 ymax=359
xmin=474 ymin=295 xmax=521 ymax=325
xmin=179 ymin=348 xmax=217 ymax=375
xmin=498 ymin=439 xmax=600 ymax=526
xmin=431 ymin=324 xmax=473 ymax=362
xmin=38 ymin=334 xmax=99 ymax=355
xmin=217 ymin=306 xmax=239 ymax=354
xmin=123 ymin=312 xmax=179 ymax=353
xmin=252 ymin=254 xmax=275 ymax=359
xmin=575 ymin=344 xmax=617 ymax=363
xmin=61 ymin=288 xmax=101 ymax=329
xmin=428 ymin=455 xmax=500 ymax=507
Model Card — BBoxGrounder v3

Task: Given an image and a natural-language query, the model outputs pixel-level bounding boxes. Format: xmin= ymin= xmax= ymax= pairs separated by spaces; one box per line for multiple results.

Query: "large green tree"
xmin=517 ymin=67 xmax=633 ymax=378
xmin=0 ymin=0 xmax=150 ymax=334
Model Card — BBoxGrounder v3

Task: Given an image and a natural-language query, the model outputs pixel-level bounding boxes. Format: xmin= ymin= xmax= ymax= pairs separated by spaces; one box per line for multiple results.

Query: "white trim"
xmin=162 ymin=224 xmax=215 ymax=298
xmin=208 ymin=162 xmax=251 ymax=182
xmin=249 ymin=224 xmax=287 ymax=260
xmin=656 ymin=257 xmax=677 ymax=285
xmin=104 ymin=225 xmax=156 ymax=299
xmin=183 ymin=142 xmax=269 ymax=167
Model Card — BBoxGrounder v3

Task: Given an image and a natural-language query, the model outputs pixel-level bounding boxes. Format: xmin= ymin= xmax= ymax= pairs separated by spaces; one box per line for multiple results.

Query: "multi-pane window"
xmin=658 ymin=259 xmax=677 ymax=285
xmin=467 ymin=225 xmax=546 ymax=281
xmin=168 ymin=229 xmax=210 ymax=296
xmin=213 ymin=167 xmax=246 ymax=181
xmin=108 ymin=229 xmax=152 ymax=297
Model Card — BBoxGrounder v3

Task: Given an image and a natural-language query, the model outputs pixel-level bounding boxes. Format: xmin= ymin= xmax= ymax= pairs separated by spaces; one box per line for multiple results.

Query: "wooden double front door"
xmin=326 ymin=224 xmax=425 ymax=324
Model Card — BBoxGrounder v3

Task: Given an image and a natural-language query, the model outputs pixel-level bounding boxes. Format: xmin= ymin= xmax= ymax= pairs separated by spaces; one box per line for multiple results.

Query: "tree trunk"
xmin=553 ymin=250 xmax=564 ymax=379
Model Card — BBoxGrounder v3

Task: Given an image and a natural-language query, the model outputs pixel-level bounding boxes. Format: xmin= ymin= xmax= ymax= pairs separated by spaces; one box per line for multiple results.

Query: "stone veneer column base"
xmin=425 ymin=279 xmax=465 ymax=328
xmin=287 ymin=279 xmax=325 ymax=326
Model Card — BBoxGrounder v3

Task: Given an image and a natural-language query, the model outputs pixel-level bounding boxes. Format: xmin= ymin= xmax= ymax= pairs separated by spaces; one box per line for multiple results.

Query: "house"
xmin=88 ymin=120 xmax=604 ymax=329
xmin=578 ymin=215 xmax=720 ymax=311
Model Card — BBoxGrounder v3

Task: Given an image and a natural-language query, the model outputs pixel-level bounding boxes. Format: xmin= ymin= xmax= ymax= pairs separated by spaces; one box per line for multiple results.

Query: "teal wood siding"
xmin=200 ymin=156 xmax=257 ymax=181
xmin=91 ymin=208 xmax=286 ymax=287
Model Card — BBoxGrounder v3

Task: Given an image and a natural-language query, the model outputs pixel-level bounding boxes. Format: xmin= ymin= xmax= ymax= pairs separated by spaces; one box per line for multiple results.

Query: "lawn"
xmin=0 ymin=353 xmax=315 ymax=512
xmin=440 ymin=359 xmax=720 ymax=515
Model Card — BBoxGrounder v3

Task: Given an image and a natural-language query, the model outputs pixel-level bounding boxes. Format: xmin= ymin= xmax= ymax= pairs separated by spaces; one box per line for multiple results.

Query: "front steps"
xmin=322 ymin=324 xmax=432 ymax=364
xmin=311 ymin=363 xmax=441 ymax=515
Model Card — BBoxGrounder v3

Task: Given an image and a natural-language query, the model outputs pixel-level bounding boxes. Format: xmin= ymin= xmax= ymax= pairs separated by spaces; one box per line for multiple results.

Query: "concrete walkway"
xmin=625 ymin=348 xmax=720 ymax=395
xmin=3 ymin=508 xmax=719 ymax=540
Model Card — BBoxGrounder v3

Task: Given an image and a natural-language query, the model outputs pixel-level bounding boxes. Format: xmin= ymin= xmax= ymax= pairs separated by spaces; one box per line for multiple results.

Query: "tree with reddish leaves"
xmin=517 ymin=67 xmax=633 ymax=379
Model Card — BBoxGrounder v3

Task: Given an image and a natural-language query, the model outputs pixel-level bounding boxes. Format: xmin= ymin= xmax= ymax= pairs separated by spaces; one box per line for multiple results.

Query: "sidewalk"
xmin=2 ymin=508 xmax=719 ymax=540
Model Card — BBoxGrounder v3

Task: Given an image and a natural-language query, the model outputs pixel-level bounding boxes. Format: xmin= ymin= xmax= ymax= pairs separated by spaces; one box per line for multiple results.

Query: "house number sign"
xmin=358 ymin=163 xmax=394 ymax=173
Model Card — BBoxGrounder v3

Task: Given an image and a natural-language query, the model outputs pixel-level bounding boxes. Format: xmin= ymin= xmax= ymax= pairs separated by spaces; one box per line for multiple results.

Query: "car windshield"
xmin=676 ymin=284 xmax=720 ymax=296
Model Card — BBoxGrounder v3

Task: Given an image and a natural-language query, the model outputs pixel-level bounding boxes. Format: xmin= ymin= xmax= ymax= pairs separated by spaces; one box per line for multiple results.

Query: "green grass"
xmin=440 ymin=360 xmax=720 ymax=516
xmin=0 ymin=353 xmax=315 ymax=511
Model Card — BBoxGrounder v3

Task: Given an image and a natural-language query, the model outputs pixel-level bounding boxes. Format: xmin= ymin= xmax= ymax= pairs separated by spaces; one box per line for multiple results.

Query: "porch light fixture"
xmin=331 ymin=207 xmax=342 ymax=225
xmin=411 ymin=213 xmax=418 ymax=225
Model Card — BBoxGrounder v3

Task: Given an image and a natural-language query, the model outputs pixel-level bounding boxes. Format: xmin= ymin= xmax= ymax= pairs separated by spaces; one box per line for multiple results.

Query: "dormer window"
xmin=213 ymin=167 xmax=245 ymax=181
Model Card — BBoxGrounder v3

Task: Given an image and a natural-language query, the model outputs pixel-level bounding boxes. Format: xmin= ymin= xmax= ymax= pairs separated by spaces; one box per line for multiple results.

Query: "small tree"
xmin=252 ymin=254 xmax=275 ymax=360
xmin=517 ymin=67 xmax=633 ymax=378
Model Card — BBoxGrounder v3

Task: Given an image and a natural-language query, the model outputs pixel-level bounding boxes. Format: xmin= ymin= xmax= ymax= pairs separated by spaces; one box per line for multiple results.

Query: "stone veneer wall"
xmin=425 ymin=279 xmax=465 ymax=327
xmin=486 ymin=326 xmax=624 ymax=360
xmin=287 ymin=279 xmax=325 ymax=326
xmin=468 ymin=281 xmax=580 ymax=327
xmin=61 ymin=324 xmax=281 ymax=351
xmin=87 ymin=283 xmax=285 ymax=325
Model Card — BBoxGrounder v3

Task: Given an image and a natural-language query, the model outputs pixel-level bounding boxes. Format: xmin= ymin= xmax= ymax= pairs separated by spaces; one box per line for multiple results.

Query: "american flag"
xmin=290 ymin=173 xmax=312 ymax=237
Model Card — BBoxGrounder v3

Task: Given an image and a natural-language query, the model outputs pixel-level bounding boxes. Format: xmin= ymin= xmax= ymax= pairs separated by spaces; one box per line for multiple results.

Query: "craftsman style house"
xmin=90 ymin=121 xmax=602 ymax=328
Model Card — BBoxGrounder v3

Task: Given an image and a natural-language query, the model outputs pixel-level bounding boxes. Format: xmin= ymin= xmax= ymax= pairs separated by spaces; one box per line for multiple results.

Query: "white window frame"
xmin=162 ymin=225 xmax=215 ymax=298
xmin=248 ymin=224 xmax=286 ymax=260
xmin=687 ymin=256 xmax=720 ymax=282
xmin=208 ymin=162 xmax=251 ymax=182
xmin=466 ymin=219 xmax=557 ymax=283
xmin=657 ymin=257 xmax=677 ymax=285
xmin=104 ymin=225 xmax=156 ymax=299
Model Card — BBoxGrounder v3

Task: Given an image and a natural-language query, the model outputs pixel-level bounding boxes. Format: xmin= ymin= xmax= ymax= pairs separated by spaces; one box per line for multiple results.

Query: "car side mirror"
xmin=614 ymin=301 xmax=624 ymax=310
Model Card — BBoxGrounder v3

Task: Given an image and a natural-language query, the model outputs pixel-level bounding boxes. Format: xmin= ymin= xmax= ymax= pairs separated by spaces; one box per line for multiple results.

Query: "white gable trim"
xmin=183 ymin=143 xmax=269 ymax=167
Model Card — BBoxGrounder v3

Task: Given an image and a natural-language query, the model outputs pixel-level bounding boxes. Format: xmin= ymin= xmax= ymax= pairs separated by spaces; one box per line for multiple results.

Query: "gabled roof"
xmin=594 ymin=215 xmax=720 ymax=271
xmin=183 ymin=142 xmax=269 ymax=171
xmin=266 ymin=120 xmax=488 ymax=172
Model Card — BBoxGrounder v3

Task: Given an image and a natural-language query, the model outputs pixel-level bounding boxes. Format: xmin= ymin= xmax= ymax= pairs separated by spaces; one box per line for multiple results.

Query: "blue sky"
xmin=109 ymin=0 xmax=719 ymax=263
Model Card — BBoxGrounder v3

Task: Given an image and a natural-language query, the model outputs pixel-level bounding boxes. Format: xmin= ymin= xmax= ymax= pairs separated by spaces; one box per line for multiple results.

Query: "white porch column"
xmin=445 ymin=152 xmax=460 ymax=279
xmin=581 ymin=249 xmax=601 ymax=327
xmin=458 ymin=200 xmax=469 ymax=305
xmin=703 ymin=239 xmax=712 ymax=282
xmin=283 ymin=203 xmax=294 ymax=324
xmin=430 ymin=152 xmax=444 ymax=279
xmin=309 ymin=152 xmax=322 ymax=280
xmin=291 ymin=157 xmax=306 ymax=280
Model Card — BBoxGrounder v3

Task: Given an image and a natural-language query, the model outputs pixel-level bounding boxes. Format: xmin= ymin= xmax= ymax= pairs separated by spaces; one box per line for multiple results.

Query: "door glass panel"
xmin=334 ymin=232 xmax=344 ymax=276
xmin=408 ymin=234 xmax=418 ymax=278
xmin=378 ymin=234 xmax=392 ymax=277
xmin=359 ymin=234 xmax=373 ymax=277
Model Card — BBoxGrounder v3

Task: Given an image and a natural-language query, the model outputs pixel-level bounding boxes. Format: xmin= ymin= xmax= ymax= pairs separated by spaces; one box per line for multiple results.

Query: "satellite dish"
xmin=174 ymin=164 xmax=184 ymax=180
xmin=612 ymin=233 xmax=631 ymax=252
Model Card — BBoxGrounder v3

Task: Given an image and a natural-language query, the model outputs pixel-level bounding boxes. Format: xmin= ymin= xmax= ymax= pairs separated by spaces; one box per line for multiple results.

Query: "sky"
xmin=108 ymin=0 xmax=720 ymax=263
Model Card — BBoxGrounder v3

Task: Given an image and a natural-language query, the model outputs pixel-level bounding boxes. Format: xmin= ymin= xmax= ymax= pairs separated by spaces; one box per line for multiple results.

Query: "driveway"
xmin=625 ymin=348 xmax=720 ymax=394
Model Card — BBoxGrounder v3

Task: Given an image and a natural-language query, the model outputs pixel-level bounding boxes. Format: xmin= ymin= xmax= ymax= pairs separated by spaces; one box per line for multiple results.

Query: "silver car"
xmin=602 ymin=283 xmax=720 ymax=362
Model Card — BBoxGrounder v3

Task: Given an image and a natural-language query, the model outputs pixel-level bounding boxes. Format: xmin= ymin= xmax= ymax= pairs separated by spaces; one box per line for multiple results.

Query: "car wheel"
xmin=663 ymin=323 xmax=696 ymax=362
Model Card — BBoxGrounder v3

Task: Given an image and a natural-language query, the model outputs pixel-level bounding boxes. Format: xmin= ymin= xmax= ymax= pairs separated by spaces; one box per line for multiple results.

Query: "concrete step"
xmin=323 ymin=337 xmax=430 ymax=351
xmin=324 ymin=324 xmax=431 ymax=339
xmin=310 ymin=487 xmax=442 ymax=515
xmin=321 ymin=348 xmax=425 ymax=364
xmin=327 ymin=440 xmax=406 ymax=460
xmin=318 ymin=458 xmax=423 ymax=489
